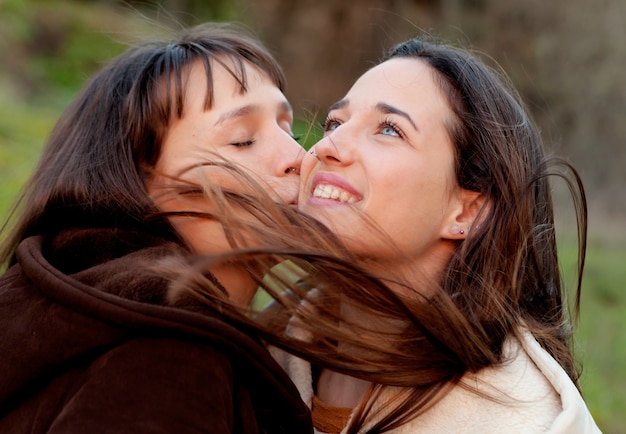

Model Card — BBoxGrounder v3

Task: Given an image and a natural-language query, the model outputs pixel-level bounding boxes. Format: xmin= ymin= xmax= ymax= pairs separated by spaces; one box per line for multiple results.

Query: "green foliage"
xmin=293 ymin=118 xmax=323 ymax=151
xmin=0 ymin=101 xmax=55 ymax=220
xmin=1 ymin=0 xmax=30 ymax=39
xmin=574 ymin=244 xmax=626 ymax=433
xmin=0 ymin=0 xmax=170 ymax=108
xmin=28 ymin=10 xmax=122 ymax=92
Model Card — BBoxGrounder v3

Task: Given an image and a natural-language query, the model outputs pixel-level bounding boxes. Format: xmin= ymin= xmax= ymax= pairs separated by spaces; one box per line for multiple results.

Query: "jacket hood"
xmin=0 ymin=228 xmax=307 ymax=420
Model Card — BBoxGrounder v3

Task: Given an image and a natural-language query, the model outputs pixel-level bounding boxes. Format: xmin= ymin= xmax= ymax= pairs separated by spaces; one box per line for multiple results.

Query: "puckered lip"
xmin=308 ymin=172 xmax=362 ymax=204
xmin=273 ymin=186 xmax=299 ymax=206
xmin=283 ymin=189 xmax=299 ymax=206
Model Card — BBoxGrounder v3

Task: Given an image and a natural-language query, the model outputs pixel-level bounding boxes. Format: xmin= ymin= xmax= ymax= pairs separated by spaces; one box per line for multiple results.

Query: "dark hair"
xmin=0 ymin=23 xmax=286 ymax=265
xmin=387 ymin=38 xmax=586 ymax=375
xmin=198 ymin=38 xmax=588 ymax=434
xmin=132 ymin=37 xmax=588 ymax=434
xmin=336 ymin=38 xmax=587 ymax=432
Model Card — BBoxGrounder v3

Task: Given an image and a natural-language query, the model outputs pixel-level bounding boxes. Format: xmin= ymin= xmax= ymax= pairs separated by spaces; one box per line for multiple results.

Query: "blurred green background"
xmin=0 ymin=1 xmax=624 ymax=431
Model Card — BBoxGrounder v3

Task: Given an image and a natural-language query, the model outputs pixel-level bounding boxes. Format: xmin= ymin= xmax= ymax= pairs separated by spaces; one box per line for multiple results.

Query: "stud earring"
xmin=451 ymin=224 xmax=465 ymax=235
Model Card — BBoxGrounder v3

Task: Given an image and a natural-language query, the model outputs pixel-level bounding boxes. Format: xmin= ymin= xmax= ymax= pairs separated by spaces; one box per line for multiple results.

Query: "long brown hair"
xmin=0 ymin=23 xmax=286 ymax=266
xmin=387 ymin=38 xmax=586 ymax=376
xmin=337 ymin=37 xmax=587 ymax=432
xmin=171 ymin=38 xmax=588 ymax=433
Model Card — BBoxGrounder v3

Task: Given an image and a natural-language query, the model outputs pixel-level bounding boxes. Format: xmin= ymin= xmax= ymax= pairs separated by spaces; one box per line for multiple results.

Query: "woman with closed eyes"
xmin=0 ymin=23 xmax=311 ymax=434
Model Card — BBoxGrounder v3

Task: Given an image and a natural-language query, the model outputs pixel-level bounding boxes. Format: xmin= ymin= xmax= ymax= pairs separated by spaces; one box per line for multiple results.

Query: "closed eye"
xmin=231 ymin=140 xmax=255 ymax=147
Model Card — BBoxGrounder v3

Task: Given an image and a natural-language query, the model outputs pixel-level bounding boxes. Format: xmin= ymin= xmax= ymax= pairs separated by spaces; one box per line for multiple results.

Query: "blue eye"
xmin=381 ymin=126 xmax=398 ymax=136
xmin=380 ymin=120 xmax=402 ymax=138
xmin=322 ymin=117 xmax=341 ymax=132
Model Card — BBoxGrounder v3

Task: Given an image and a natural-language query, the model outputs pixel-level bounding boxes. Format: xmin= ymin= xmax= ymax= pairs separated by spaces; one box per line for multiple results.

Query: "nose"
xmin=311 ymin=130 xmax=354 ymax=166
xmin=273 ymin=129 xmax=305 ymax=176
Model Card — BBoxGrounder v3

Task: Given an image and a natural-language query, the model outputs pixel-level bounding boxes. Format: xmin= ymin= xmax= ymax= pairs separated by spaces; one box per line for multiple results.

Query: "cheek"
xmin=297 ymin=154 xmax=319 ymax=201
xmin=300 ymin=152 xmax=318 ymax=177
xmin=151 ymin=195 xmax=226 ymax=254
xmin=363 ymin=171 xmax=447 ymax=255
xmin=172 ymin=217 xmax=230 ymax=255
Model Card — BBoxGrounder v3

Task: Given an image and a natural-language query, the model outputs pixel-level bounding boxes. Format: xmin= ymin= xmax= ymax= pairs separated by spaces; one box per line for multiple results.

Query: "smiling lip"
xmin=309 ymin=173 xmax=361 ymax=205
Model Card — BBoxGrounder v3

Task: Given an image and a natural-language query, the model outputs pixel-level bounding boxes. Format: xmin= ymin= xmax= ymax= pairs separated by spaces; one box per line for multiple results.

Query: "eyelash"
xmin=321 ymin=116 xmax=404 ymax=139
xmin=380 ymin=118 xmax=404 ymax=138
xmin=231 ymin=140 xmax=255 ymax=147
xmin=230 ymin=128 xmax=300 ymax=147
xmin=321 ymin=116 xmax=340 ymax=132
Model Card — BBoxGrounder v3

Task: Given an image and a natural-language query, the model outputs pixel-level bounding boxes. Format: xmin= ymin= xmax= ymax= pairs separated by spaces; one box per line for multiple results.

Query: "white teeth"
xmin=313 ymin=184 xmax=357 ymax=203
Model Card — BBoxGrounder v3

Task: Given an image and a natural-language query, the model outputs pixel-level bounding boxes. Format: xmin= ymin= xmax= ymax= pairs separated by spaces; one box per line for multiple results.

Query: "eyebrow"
xmin=327 ymin=99 xmax=349 ymax=112
xmin=327 ymin=99 xmax=419 ymax=132
xmin=375 ymin=102 xmax=419 ymax=132
xmin=214 ymin=101 xmax=292 ymax=126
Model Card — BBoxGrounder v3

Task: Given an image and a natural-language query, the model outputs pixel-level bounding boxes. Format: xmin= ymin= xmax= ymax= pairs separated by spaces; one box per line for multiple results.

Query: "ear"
xmin=441 ymin=189 xmax=489 ymax=241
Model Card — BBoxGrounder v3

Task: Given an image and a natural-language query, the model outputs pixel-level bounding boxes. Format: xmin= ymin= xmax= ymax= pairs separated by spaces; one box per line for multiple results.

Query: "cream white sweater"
xmin=271 ymin=329 xmax=602 ymax=433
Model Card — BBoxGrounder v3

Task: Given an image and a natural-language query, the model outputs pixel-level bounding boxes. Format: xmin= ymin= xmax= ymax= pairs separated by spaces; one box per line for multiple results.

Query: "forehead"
xmin=184 ymin=57 xmax=270 ymax=105
xmin=345 ymin=58 xmax=443 ymax=105
xmin=155 ymin=56 xmax=267 ymax=123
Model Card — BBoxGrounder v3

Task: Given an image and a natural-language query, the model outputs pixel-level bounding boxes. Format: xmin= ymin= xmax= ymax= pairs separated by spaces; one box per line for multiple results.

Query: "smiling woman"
xmin=300 ymin=58 xmax=466 ymax=282
xmin=263 ymin=37 xmax=602 ymax=434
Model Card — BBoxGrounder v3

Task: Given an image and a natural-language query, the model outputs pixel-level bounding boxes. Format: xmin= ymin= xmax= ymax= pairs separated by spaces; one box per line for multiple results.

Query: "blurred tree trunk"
xmin=245 ymin=0 xmax=443 ymax=116
xmin=119 ymin=0 xmax=242 ymax=22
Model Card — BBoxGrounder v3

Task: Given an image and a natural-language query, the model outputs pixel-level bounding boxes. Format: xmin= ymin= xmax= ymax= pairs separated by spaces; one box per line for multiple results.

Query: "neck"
xmin=211 ymin=263 xmax=257 ymax=306
xmin=317 ymin=369 xmax=371 ymax=408
xmin=363 ymin=242 xmax=455 ymax=297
